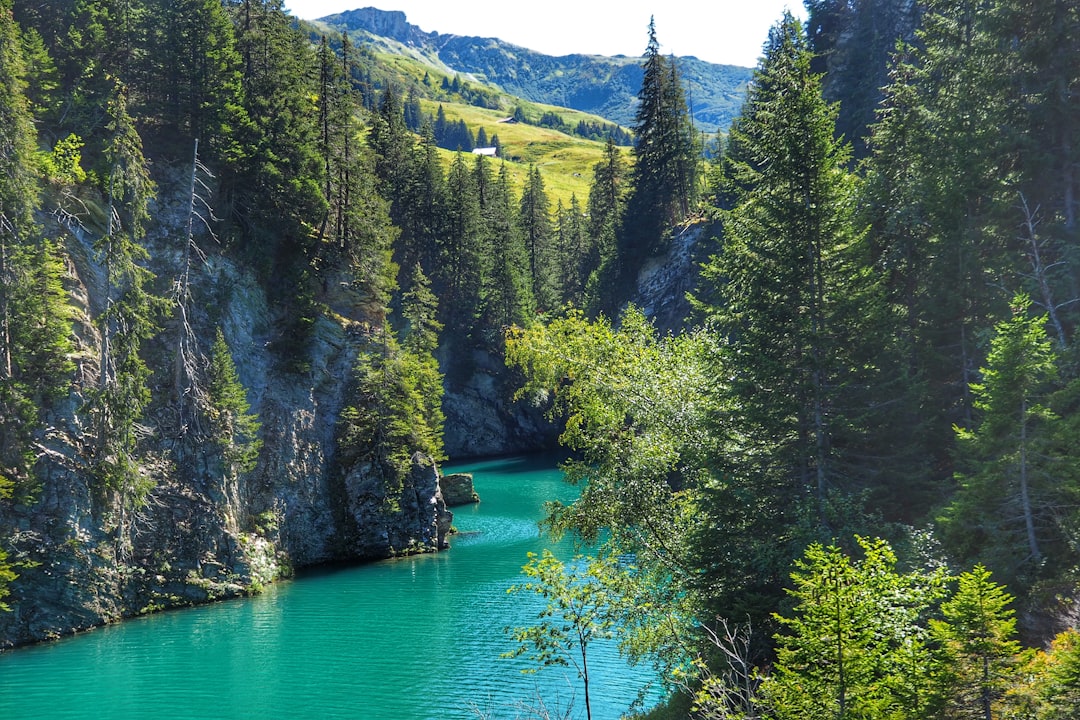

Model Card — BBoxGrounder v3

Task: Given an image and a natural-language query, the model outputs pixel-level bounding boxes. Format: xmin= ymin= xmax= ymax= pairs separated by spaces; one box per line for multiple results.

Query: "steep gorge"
xmin=0 ymin=165 xmax=454 ymax=648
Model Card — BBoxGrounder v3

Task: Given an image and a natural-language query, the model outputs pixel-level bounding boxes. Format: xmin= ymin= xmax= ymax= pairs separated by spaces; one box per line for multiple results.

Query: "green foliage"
xmin=765 ymin=537 xmax=947 ymax=720
xmin=39 ymin=133 xmax=88 ymax=184
xmin=206 ymin=328 xmax=261 ymax=474
xmin=941 ymin=295 xmax=1078 ymax=585
xmin=503 ymin=550 xmax=623 ymax=720
xmin=338 ymin=327 xmax=445 ymax=503
xmin=87 ymin=79 xmax=167 ymax=520
xmin=0 ymin=544 xmax=15 ymax=612
xmin=0 ymin=1 xmax=75 ymax=500
xmin=930 ymin=565 xmax=1021 ymax=720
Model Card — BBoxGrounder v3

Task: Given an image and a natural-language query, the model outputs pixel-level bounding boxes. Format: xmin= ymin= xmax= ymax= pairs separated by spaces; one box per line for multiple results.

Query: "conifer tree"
xmin=930 ymin=566 xmax=1021 ymax=720
xmin=89 ymin=79 xmax=167 ymax=555
xmin=519 ymin=165 xmax=555 ymax=313
xmin=699 ymin=12 xmax=880 ymax=518
xmin=206 ymin=327 xmax=261 ymax=475
xmin=585 ymin=137 xmax=625 ymax=311
xmin=481 ymin=162 xmax=533 ymax=334
xmin=554 ymin=195 xmax=588 ymax=306
xmin=765 ymin=538 xmax=946 ymax=720
xmin=436 ymin=153 xmax=486 ymax=335
xmin=0 ymin=0 xmax=74 ymax=500
xmin=613 ymin=17 xmax=697 ymax=304
xmin=145 ymin=0 xmax=245 ymax=155
xmin=941 ymin=295 xmax=1079 ymax=585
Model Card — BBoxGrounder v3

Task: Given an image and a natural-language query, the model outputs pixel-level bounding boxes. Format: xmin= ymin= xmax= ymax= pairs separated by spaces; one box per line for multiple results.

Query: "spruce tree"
xmin=699 ymin=12 xmax=880 ymax=517
xmin=940 ymin=295 xmax=1079 ymax=586
xmin=613 ymin=17 xmax=697 ymax=306
xmin=519 ymin=165 xmax=555 ymax=313
xmin=88 ymin=79 xmax=167 ymax=556
xmin=0 ymin=0 xmax=74 ymax=500
xmin=481 ymin=162 xmax=533 ymax=334
xmin=930 ymin=566 xmax=1021 ymax=720
xmin=206 ymin=328 xmax=261 ymax=475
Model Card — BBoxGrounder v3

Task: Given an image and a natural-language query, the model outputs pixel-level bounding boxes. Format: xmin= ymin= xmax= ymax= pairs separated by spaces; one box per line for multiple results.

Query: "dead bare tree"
xmin=1018 ymin=192 xmax=1075 ymax=349
xmin=688 ymin=618 xmax=765 ymax=720
xmin=173 ymin=138 xmax=219 ymax=435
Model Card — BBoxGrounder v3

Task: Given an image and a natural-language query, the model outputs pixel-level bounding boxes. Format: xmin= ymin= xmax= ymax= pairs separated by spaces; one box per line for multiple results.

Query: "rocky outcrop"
xmin=440 ymin=346 xmax=560 ymax=459
xmin=0 ymin=166 xmax=453 ymax=648
xmin=440 ymin=473 xmax=479 ymax=507
xmin=341 ymin=453 xmax=453 ymax=554
xmin=633 ymin=223 xmax=706 ymax=333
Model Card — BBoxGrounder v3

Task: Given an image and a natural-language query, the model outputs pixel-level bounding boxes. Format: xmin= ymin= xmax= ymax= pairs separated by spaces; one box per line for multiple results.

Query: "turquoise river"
xmin=0 ymin=454 xmax=660 ymax=719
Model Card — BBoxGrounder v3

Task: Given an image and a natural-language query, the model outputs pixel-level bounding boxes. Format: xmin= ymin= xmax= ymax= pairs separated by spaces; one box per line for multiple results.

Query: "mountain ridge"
xmin=311 ymin=6 xmax=754 ymax=132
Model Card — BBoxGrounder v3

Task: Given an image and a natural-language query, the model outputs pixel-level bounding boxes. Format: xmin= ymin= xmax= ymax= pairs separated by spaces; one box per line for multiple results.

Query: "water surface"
xmin=0 ymin=454 xmax=658 ymax=719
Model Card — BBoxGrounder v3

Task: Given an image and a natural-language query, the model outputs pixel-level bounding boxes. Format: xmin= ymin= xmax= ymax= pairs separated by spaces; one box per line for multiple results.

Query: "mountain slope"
xmin=312 ymin=7 xmax=753 ymax=133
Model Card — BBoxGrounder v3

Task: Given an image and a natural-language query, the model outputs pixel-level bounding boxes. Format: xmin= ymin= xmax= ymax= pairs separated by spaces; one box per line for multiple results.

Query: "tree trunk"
xmin=1019 ymin=397 xmax=1041 ymax=562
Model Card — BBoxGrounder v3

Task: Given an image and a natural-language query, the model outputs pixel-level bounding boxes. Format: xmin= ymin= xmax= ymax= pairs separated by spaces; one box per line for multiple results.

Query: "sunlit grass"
xmin=421 ymin=100 xmax=632 ymax=206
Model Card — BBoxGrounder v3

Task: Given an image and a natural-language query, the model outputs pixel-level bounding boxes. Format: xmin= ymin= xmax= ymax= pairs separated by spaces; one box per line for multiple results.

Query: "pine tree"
xmin=436 ymin=153 xmax=486 ymax=336
xmin=584 ymin=137 xmax=625 ymax=311
xmin=554 ymin=195 xmax=588 ymax=306
xmin=144 ymin=0 xmax=244 ymax=156
xmin=481 ymin=162 xmax=533 ymax=334
xmin=88 ymin=79 xmax=167 ymax=555
xmin=206 ymin=327 xmax=261 ymax=475
xmin=0 ymin=0 xmax=74 ymax=500
xmin=699 ymin=11 xmax=880 ymax=517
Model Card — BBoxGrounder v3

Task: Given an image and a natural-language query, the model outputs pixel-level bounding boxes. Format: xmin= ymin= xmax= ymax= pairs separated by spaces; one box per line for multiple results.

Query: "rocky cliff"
xmin=0 ymin=166 xmax=452 ymax=649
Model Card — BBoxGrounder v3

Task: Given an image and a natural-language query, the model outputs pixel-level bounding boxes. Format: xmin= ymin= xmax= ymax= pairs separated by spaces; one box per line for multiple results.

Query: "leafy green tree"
xmin=930 ymin=565 xmax=1021 ymax=720
xmin=503 ymin=550 xmax=622 ymax=720
xmin=1032 ymin=629 xmax=1080 ymax=720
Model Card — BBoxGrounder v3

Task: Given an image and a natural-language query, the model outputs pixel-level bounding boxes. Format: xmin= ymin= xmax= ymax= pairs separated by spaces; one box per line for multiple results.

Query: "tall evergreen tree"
xmin=940 ymin=295 xmax=1079 ymax=586
xmin=612 ymin=17 xmax=697 ymax=306
xmin=930 ymin=566 xmax=1021 ymax=720
xmin=436 ymin=153 xmax=486 ymax=335
xmin=144 ymin=0 xmax=245 ymax=156
xmin=584 ymin=137 xmax=626 ymax=312
xmin=0 ymin=0 xmax=74 ymax=500
xmin=700 ymin=12 xmax=881 ymax=518
xmin=481 ymin=162 xmax=533 ymax=334
xmin=88 ymin=80 xmax=167 ymax=555
xmin=519 ymin=165 xmax=555 ymax=313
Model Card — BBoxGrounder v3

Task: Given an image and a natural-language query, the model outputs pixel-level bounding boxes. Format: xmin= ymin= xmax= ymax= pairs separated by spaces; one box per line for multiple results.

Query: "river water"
xmin=0 ymin=454 xmax=659 ymax=719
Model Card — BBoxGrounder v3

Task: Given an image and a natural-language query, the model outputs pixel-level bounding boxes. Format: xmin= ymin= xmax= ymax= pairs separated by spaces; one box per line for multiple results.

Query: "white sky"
xmin=283 ymin=1 xmax=807 ymax=68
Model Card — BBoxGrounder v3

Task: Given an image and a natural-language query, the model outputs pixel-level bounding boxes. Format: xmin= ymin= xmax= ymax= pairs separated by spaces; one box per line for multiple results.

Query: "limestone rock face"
xmin=0 ymin=167 xmax=451 ymax=648
xmin=441 ymin=347 xmax=560 ymax=459
xmin=341 ymin=453 xmax=453 ymax=556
